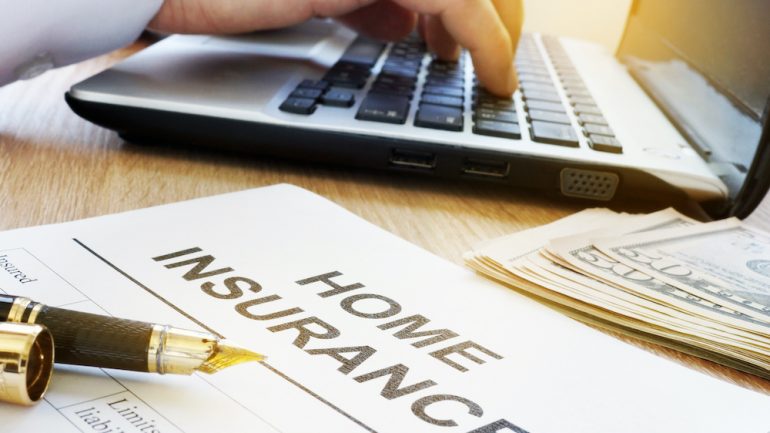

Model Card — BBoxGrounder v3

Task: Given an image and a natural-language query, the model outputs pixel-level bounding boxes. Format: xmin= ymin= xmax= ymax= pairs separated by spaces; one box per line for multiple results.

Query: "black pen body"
xmin=2 ymin=294 xmax=264 ymax=375
xmin=1 ymin=294 xmax=153 ymax=371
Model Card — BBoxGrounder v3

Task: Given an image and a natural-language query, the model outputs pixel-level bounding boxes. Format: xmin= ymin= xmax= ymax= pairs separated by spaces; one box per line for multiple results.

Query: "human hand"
xmin=149 ymin=0 xmax=522 ymax=96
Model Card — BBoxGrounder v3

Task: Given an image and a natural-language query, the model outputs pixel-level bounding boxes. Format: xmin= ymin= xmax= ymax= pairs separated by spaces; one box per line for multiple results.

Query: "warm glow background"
xmin=522 ymin=0 xmax=633 ymax=52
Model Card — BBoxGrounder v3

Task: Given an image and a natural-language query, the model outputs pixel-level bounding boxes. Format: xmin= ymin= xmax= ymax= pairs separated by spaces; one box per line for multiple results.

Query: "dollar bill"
xmin=533 ymin=211 xmax=770 ymax=354
xmin=464 ymin=209 xmax=770 ymax=378
xmin=595 ymin=218 xmax=770 ymax=324
xmin=468 ymin=248 xmax=770 ymax=378
xmin=547 ymin=212 xmax=770 ymax=339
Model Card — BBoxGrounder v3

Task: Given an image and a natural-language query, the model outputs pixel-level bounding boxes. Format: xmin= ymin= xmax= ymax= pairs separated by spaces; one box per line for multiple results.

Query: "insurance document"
xmin=1 ymin=184 xmax=768 ymax=433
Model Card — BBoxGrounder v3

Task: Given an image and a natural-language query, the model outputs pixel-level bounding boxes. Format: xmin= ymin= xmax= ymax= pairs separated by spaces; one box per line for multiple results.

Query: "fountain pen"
xmin=0 ymin=294 xmax=264 ymax=375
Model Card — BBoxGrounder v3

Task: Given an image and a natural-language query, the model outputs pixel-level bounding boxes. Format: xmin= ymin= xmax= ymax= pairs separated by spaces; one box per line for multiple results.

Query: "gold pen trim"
xmin=27 ymin=302 xmax=44 ymax=324
xmin=7 ymin=297 xmax=32 ymax=323
xmin=146 ymin=324 xmax=164 ymax=374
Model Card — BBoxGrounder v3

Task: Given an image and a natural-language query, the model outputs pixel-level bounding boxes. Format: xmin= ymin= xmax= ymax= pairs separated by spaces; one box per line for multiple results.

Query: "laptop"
xmin=65 ymin=0 xmax=770 ymax=218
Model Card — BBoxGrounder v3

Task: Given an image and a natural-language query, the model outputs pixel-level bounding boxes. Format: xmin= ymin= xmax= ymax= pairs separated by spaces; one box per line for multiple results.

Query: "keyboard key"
xmin=530 ymin=120 xmax=580 ymax=147
xmin=415 ymin=104 xmax=464 ymax=131
xmin=429 ymin=62 xmax=462 ymax=73
xmin=516 ymin=65 xmax=550 ymax=76
xmin=376 ymin=74 xmax=417 ymax=87
xmin=329 ymin=61 xmax=371 ymax=74
xmin=290 ymin=88 xmax=322 ymax=100
xmin=573 ymin=103 xmax=603 ymax=115
xmin=558 ymin=73 xmax=583 ymax=83
xmin=324 ymin=70 xmax=369 ymax=88
xmin=339 ymin=37 xmax=387 ymax=67
xmin=569 ymin=96 xmax=596 ymax=106
xmin=473 ymin=120 xmax=522 ymax=139
xmin=589 ymin=134 xmax=623 ymax=153
xmin=517 ymin=60 xmax=541 ymax=68
xmin=522 ymin=89 xmax=561 ymax=103
xmin=515 ymin=55 xmax=544 ymax=65
xmin=405 ymin=47 xmax=426 ymax=55
xmin=429 ymin=71 xmax=466 ymax=82
xmin=386 ymin=58 xmax=422 ymax=69
xmin=474 ymin=109 xmax=518 ymax=123
xmin=298 ymin=80 xmax=330 ymax=91
xmin=320 ymin=89 xmax=355 ymax=107
xmin=528 ymin=109 xmax=571 ymax=125
xmin=356 ymin=94 xmax=410 ymax=124
xmin=475 ymin=99 xmax=517 ymax=112
xmin=583 ymin=123 xmax=614 ymax=136
xmin=279 ymin=97 xmax=317 ymax=115
xmin=555 ymin=66 xmax=578 ymax=76
xmin=519 ymin=74 xmax=554 ymax=85
xmin=430 ymin=61 xmax=464 ymax=71
xmin=518 ymin=71 xmax=550 ymax=80
xmin=561 ymin=78 xmax=586 ymax=88
xmin=421 ymin=94 xmax=464 ymax=108
xmin=577 ymin=113 xmax=608 ymax=126
xmin=370 ymin=84 xmax=415 ymax=98
xmin=381 ymin=65 xmax=419 ymax=79
xmin=567 ymin=88 xmax=592 ymax=98
xmin=426 ymin=77 xmax=465 ymax=88
xmin=519 ymin=82 xmax=559 ymax=94
xmin=550 ymin=56 xmax=572 ymax=64
xmin=423 ymin=85 xmax=464 ymax=98
xmin=525 ymin=100 xmax=566 ymax=113
xmin=369 ymin=89 xmax=414 ymax=100
xmin=401 ymin=52 xmax=425 ymax=61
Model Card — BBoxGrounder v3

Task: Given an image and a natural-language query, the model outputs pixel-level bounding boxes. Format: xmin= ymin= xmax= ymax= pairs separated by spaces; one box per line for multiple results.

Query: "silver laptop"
xmin=66 ymin=0 xmax=770 ymax=218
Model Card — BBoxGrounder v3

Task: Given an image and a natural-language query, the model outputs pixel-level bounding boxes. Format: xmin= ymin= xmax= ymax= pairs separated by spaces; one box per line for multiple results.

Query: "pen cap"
xmin=0 ymin=322 xmax=54 ymax=405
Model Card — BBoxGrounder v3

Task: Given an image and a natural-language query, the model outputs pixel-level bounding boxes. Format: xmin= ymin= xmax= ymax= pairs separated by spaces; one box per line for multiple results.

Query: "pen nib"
xmin=198 ymin=340 xmax=265 ymax=374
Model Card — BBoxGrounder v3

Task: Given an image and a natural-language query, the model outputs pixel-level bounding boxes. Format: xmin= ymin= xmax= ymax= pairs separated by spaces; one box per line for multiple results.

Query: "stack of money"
xmin=464 ymin=209 xmax=770 ymax=379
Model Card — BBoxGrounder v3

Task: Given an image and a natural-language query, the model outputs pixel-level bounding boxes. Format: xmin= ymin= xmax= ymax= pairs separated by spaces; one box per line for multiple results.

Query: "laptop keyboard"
xmin=279 ymin=34 xmax=622 ymax=154
xmin=526 ymin=36 xmax=622 ymax=153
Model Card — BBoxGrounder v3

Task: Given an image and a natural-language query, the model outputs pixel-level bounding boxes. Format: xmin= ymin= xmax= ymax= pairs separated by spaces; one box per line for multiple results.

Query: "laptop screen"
xmin=616 ymin=0 xmax=770 ymax=198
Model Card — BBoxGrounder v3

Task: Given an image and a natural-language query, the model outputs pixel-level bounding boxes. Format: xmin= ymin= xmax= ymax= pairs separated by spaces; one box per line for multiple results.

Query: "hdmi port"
xmin=462 ymin=158 xmax=510 ymax=178
xmin=389 ymin=149 xmax=436 ymax=170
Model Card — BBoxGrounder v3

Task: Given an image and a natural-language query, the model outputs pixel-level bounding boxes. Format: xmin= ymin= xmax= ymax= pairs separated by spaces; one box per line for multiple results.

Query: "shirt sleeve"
xmin=0 ymin=0 xmax=164 ymax=86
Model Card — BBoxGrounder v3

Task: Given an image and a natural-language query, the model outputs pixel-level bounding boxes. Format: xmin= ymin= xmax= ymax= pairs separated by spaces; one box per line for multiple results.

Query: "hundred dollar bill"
xmin=520 ymin=251 xmax=770 ymax=368
xmin=536 ymin=210 xmax=770 ymax=354
xmin=465 ymin=209 xmax=770 ymax=377
xmin=467 ymin=249 xmax=770 ymax=379
xmin=547 ymin=211 xmax=770 ymax=340
xmin=471 ymin=209 xmax=770 ymax=359
xmin=595 ymin=218 xmax=770 ymax=324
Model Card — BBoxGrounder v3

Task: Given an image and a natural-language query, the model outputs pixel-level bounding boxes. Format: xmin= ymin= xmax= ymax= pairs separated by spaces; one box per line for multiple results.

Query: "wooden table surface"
xmin=2 ymin=40 xmax=769 ymax=396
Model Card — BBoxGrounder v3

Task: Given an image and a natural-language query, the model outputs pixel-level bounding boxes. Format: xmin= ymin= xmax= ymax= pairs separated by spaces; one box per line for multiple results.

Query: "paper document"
xmin=0 ymin=184 xmax=768 ymax=433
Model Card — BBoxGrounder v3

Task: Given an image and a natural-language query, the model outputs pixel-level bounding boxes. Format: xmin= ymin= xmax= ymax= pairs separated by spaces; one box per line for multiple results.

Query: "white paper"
xmin=0 ymin=184 xmax=768 ymax=433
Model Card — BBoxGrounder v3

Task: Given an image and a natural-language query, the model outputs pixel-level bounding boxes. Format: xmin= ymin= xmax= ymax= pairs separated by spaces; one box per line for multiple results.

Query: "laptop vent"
xmin=560 ymin=168 xmax=619 ymax=201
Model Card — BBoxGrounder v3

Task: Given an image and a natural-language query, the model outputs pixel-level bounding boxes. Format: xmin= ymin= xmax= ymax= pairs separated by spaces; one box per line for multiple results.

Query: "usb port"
xmin=389 ymin=149 xmax=436 ymax=170
xmin=462 ymin=158 xmax=509 ymax=178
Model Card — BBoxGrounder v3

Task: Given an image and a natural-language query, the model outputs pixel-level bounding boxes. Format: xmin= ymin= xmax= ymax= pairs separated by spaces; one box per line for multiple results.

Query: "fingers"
xmin=149 ymin=0 xmax=522 ymax=96
xmin=420 ymin=15 xmax=460 ymax=61
xmin=149 ymin=0 xmax=380 ymax=34
xmin=491 ymin=0 xmax=524 ymax=56
xmin=436 ymin=0 xmax=517 ymax=96
xmin=394 ymin=0 xmax=519 ymax=96
xmin=336 ymin=1 xmax=417 ymax=42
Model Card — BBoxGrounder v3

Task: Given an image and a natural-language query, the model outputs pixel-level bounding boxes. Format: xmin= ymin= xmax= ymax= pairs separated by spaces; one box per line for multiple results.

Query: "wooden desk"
xmin=2 ymin=40 xmax=769 ymax=395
